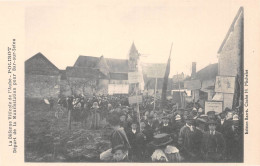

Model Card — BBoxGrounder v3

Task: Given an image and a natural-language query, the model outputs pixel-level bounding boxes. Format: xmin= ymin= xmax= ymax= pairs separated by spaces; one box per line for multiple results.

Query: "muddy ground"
xmin=25 ymin=98 xmax=111 ymax=162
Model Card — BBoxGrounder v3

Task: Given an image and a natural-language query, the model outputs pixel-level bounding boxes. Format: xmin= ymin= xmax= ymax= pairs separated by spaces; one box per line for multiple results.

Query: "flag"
xmin=161 ymin=44 xmax=173 ymax=108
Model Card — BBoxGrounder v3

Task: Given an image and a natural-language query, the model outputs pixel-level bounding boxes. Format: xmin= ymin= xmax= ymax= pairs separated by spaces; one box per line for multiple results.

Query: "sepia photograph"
xmin=23 ymin=1 xmax=245 ymax=163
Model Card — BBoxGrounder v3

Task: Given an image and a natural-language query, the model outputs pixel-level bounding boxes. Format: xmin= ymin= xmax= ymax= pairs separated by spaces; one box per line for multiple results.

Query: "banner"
xmin=128 ymin=95 xmax=143 ymax=105
xmin=215 ymin=76 xmax=236 ymax=93
xmin=205 ymin=101 xmax=223 ymax=114
xmin=184 ymin=80 xmax=201 ymax=90
xmin=108 ymin=84 xmax=129 ymax=95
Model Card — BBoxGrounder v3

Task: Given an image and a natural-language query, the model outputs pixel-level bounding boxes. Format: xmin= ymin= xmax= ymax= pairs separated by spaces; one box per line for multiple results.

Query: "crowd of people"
xmin=50 ymin=94 xmax=243 ymax=163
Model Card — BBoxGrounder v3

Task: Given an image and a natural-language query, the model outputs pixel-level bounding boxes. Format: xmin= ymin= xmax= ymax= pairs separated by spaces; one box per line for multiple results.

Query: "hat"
xmin=192 ymin=107 xmax=197 ymax=111
xmin=198 ymin=108 xmax=203 ymax=113
xmin=196 ymin=117 xmax=208 ymax=123
xmin=233 ymin=114 xmax=239 ymax=121
xmin=151 ymin=149 xmax=168 ymax=162
xmin=219 ymin=111 xmax=226 ymax=116
xmin=224 ymin=107 xmax=232 ymax=112
xmin=150 ymin=133 xmax=173 ymax=148
xmin=175 ymin=114 xmax=181 ymax=121
xmin=186 ymin=114 xmax=195 ymax=121
xmin=207 ymin=119 xmax=217 ymax=125
xmin=92 ymin=102 xmax=99 ymax=109
xmin=207 ymin=111 xmax=216 ymax=116
xmin=200 ymin=114 xmax=208 ymax=118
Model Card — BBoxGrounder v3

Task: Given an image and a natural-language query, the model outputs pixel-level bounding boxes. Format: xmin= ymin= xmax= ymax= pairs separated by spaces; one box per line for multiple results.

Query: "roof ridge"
xmin=217 ymin=7 xmax=243 ymax=53
xmin=26 ymin=52 xmax=59 ymax=71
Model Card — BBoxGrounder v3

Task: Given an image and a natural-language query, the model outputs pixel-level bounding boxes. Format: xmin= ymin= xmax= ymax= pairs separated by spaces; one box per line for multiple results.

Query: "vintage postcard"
xmin=0 ymin=0 xmax=260 ymax=165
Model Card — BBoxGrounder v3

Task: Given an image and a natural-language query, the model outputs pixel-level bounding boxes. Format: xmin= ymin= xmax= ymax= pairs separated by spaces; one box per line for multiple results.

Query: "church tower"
xmin=128 ymin=42 xmax=140 ymax=72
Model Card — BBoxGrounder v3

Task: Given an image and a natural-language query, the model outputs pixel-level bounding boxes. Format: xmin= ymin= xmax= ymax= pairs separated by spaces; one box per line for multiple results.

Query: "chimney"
xmin=191 ymin=62 xmax=196 ymax=79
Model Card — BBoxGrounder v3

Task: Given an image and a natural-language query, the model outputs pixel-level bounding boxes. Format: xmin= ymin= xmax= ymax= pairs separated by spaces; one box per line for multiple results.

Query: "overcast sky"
xmin=25 ymin=0 xmax=242 ymax=76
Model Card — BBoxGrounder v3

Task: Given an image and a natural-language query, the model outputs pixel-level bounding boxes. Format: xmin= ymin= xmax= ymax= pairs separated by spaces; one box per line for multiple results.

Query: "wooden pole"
xmin=67 ymin=99 xmax=71 ymax=130
xmin=153 ymin=77 xmax=157 ymax=110
xmin=135 ymin=83 xmax=141 ymax=131
xmin=68 ymin=108 xmax=71 ymax=130
xmin=177 ymin=73 xmax=183 ymax=108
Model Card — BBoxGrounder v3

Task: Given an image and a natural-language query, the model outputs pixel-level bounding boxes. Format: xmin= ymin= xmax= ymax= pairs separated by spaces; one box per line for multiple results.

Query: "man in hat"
xmin=146 ymin=115 xmax=159 ymax=130
xmin=227 ymin=114 xmax=242 ymax=162
xmin=172 ymin=114 xmax=184 ymax=144
xmin=145 ymin=114 xmax=159 ymax=137
xmin=216 ymin=112 xmax=226 ymax=134
xmin=159 ymin=116 xmax=173 ymax=134
xmin=201 ymin=119 xmax=226 ymax=162
xmin=126 ymin=120 xmax=139 ymax=161
xmin=178 ymin=115 xmax=202 ymax=162
xmin=207 ymin=111 xmax=216 ymax=120
xmin=119 ymin=114 xmax=128 ymax=131
xmin=132 ymin=121 xmax=152 ymax=162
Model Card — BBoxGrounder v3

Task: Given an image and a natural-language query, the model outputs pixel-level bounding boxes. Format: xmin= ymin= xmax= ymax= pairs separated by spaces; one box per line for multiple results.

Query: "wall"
xmin=25 ymin=74 xmax=60 ymax=98
xmin=218 ymin=12 xmax=243 ymax=77
xmin=217 ymin=10 xmax=243 ymax=109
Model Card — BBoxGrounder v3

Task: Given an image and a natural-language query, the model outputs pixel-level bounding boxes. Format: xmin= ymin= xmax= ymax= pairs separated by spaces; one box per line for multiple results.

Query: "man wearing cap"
xmin=216 ymin=112 xmax=226 ymax=134
xmin=159 ymin=116 xmax=173 ymax=134
xmin=207 ymin=111 xmax=216 ymax=120
xmin=146 ymin=115 xmax=160 ymax=131
xmin=145 ymin=115 xmax=159 ymax=137
xmin=178 ymin=115 xmax=202 ymax=162
xmin=201 ymin=119 xmax=226 ymax=162
xmin=126 ymin=121 xmax=139 ymax=161
xmin=172 ymin=114 xmax=184 ymax=144
xmin=228 ymin=114 xmax=243 ymax=162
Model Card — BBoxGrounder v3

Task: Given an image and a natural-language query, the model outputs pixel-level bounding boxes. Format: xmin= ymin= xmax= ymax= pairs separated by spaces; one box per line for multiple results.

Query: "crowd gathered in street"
xmin=47 ymin=94 xmax=243 ymax=162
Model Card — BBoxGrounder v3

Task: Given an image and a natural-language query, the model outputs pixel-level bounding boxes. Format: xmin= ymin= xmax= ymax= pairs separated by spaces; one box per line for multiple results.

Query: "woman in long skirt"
xmin=90 ymin=102 xmax=101 ymax=130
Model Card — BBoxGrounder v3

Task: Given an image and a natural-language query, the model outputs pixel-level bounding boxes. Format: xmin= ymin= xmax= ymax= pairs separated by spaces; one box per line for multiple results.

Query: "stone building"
xmin=72 ymin=54 xmax=129 ymax=96
xmin=25 ymin=52 xmax=60 ymax=98
xmin=213 ymin=7 xmax=244 ymax=109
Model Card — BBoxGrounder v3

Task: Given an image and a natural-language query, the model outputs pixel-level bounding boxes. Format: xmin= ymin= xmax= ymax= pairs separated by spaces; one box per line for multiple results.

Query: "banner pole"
xmin=153 ymin=77 xmax=157 ymax=110
xmin=135 ymin=83 xmax=141 ymax=131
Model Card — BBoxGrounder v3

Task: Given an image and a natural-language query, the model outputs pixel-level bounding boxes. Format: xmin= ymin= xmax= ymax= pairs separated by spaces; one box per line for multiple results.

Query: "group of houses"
xmin=25 ymin=7 xmax=243 ymax=111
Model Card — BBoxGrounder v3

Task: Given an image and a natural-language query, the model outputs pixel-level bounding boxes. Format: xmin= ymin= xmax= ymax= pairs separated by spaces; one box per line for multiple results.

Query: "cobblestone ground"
xmin=25 ymin=98 xmax=111 ymax=162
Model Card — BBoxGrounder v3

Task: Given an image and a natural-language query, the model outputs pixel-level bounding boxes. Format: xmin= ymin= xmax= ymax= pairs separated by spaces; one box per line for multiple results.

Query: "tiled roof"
xmin=25 ymin=52 xmax=60 ymax=75
xmin=66 ymin=67 xmax=107 ymax=79
xmin=74 ymin=55 xmax=100 ymax=68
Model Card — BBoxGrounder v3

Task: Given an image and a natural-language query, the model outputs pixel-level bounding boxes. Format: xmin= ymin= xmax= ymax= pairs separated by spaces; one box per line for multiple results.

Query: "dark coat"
xmin=216 ymin=118 xmax=225 ymax=134
xmin=126 ymin=129 xmax=139 ymax=151
xmin=159 ymin=122 xmax=173 ymax=134
xmin=201 ymin=131 xmax=226 ymax=162
xmin=145 ymin=119 xmax=160 ymax=131
xmin=178 ymin=125 xmax=202 ymax=161
xmin=110 ymin=128 xmax=131 ymax=151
